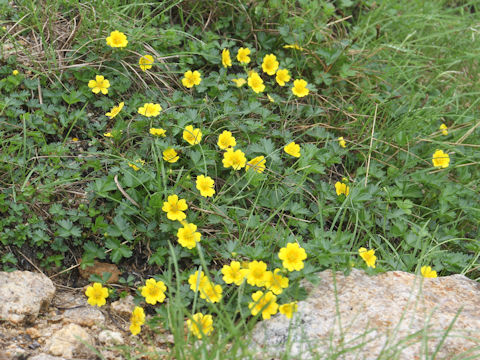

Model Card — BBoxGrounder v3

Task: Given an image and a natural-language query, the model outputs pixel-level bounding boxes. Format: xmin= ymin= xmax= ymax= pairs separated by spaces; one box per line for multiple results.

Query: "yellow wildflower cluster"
xmin=220 ymin=46 xmax=309 ymax=98
xmin=182 ymin=242 xmax=306 ymax=327
xmin=85 ymin=278 xmax=167 ymax=336
xmin=216 ymin=130 xmax=268 ymax=174
xmin=84 ymin=31 xmax=324 ymax=341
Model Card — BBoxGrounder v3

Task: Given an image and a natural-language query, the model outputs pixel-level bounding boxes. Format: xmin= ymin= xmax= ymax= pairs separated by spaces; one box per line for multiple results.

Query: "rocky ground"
xmin=0 ymin=271 xmax=172 ymax=360
xmin=2 ymin=269 xmax=480 ymax=359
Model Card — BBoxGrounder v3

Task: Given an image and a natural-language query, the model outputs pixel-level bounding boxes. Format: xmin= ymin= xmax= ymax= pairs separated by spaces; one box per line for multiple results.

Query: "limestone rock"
xmin=46 ymin=323 xmax=95 ymax=358
xmin=53 ymin=291 xmax=87 ymax=309
xmin=98 ymin=330 xmax=124 ymax=346
xmin=251 ymin=269 xmax=480 ymax=359
xmin=62 ymin=306 xmax=105 ymax=327
xmin=110 ymin=295 xmax=135 ymax=318
xmin=29 ymin=355 xmax=67 ymax=360
xmin=3 ymin=344 xmax=26 ymax=359
xmin=0 ymin=271 xmax=55 ymax=324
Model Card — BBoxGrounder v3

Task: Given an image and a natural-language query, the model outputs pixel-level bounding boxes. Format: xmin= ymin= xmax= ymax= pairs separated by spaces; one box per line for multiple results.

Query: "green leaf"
xmin=149 ymin=192 xmax=164 ymax=208
xmin=94 ymin=176 xmax=117 ymax=193
xmin=106 ymin=238 xmax=132 ymax=263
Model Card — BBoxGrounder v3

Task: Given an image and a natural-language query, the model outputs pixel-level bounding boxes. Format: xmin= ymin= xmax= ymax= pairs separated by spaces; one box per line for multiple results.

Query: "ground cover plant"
xmin=0 ymin=0 xmax=479 ymax=358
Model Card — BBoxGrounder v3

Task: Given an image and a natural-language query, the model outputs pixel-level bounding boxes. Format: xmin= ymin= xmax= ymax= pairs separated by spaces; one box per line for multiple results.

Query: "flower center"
xmin=253 ymin=268 xmax=263 ymax=279
xmin=183 ymin=229 xmax=194 ymax=241
xmin=148 ymin=286 xmax=160 ymax=297
xmin=287 ymin=251 xmax=298 ymax=263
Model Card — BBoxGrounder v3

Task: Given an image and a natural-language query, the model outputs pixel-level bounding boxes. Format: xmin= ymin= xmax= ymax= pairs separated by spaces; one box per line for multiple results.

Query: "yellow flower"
xmin=222 ymin=49 xmax=232 ymax=68
xmin=129 ymin=306 xmax=145 ymax=336
xmin=246 ymin=260 xmax=268 ymax=287
xmin=278 ymin=242 xmax=307 ymax=271
xmin=222 ymin=148 xmax=247 ymax=170
xmin=12 ymin=70 xmax=19 ymax=76
xmin=85 ymin=282 xmax=109 ymax=307
xmin=262 ymin=54 xmax=279 ymax=75
xmin=335 ymin=181 xmax=350 ymax=196
xmin=338 ymin=137 xmax=346 ymax=148
xmin=279 ymin=302 xmax=298 ymax=319
xmin=187 ymin=313 xmax=213 ymax=339
xmin=246 ymin=156 xmax=266 ymax=173
xmin=188 ymin=271 xmax=208 ymax=292
xmin=421 ymin=266 xmax=437 ymax=278
xmin=200 ymin=282 xmax=222 ymax=303
xmin=236 ymin=47 xmax=251 ymax=64
xmin=103 ymin=132 xmax=113 ymax=137
xmin=128 ymin=159 xmax=145 ymax=171
xmin=106 ymin=30 xmax=128 ymax=48
xmin=182 ymin=70 xmax=202 ymax=88
xmin=141 ymin=278 xmax=167 ymax=305
xmin=249 ymin=291 xmax=278 ymax=320
xmin=284 ymin=142 xmax=301 ymax=158
xmin=292 ymin=79 xmax=309 ymax=97
xmin=247 ymin=71 xmax=265 ymax=93
xmin=138 ymin=103 xmax=162 ymax=117
xmin=217 ymin=130 xmax=236 ymax=150
xmin=177 ymin=222 xmax=201 ymax=249
xmin=183 ymin=125 xmax=202 ymax=145
xmin=267 ymin=94 xmax=275 ymax=103
xmin=88 ymin=75 xmax=110 ymax=95
xmin=221 ymin=261 xmax=247 ymax=285
xmin=105 ymin=102 xmax=124 ymax=119
xmin=264 ymin=269 xmax=289 ymax=295
xmin=149 ymin=127 xmax=166 ymax=137
xmin=283 ymin=44 xmax=304 ymax=50
xmin=196 ymin=175 xmax=215 ymax=197
xmin=275 ymin=69 xmax=291 ymax=86
xmin=358 ymin=247 xmax=376 ymax=268
xmin=139 ymin=55 xmax=154 ymax=71
xmin=162 ymin=194 xmax=188 ymax=221
xmin=232 ymin=78 xmax=246 ymax=87
xmin=163 ymin=148 xmax=179 ymax=163
xmin=432 ymin=149 xmax=450 ymax=168
xmin=72 ymin=137 xmax=79 ymax=142
xmin=439 ymin=124 xmax=448 ymax=136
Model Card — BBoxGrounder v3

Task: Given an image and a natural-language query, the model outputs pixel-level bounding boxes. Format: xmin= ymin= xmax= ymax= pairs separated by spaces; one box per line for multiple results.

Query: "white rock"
xmin=0 ymin=271 xmax=55 ymax=324
xmin=62 ymin=306 xmax=105 ymax=327
xmin=250 ymin=269 xmax=480 ymax=359
xmin=110 ymin=295 xmax=135 ymax=318
xmin=29 ymin=354 xmax=67 ymax=360
xmin=98 ymin=330 xmax=124 ymax=346
xmin=3 ymin=344 xmax=26 ymax=359
xmin=46 ymin=323 xmax=95 ymax=358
